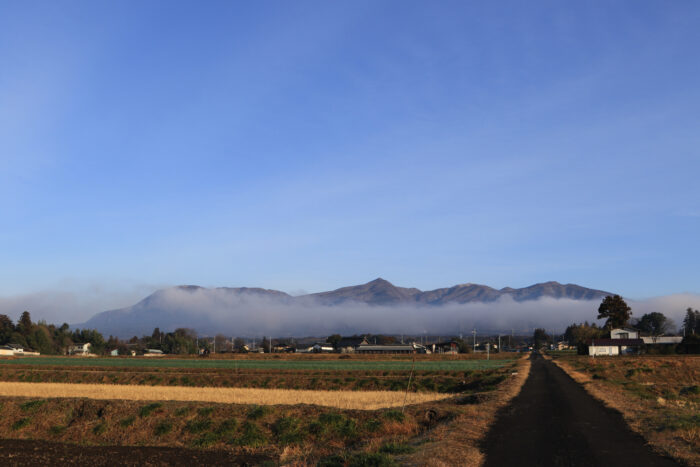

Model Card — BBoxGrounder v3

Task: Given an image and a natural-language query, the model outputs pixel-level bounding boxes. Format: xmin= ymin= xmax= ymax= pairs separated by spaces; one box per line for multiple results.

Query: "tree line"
xmin=0 ymin=311 xmax=105 ymax=355
xmin=554 ymin=295 xmax=700 ymax=354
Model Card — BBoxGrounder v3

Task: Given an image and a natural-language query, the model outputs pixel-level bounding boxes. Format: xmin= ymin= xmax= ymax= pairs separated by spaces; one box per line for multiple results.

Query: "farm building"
xmin=641 ymin=336 xmax=683 ymax=345
xmin=588 ymin=338 xmax=643 ymax=356
xmin=0 ymin=344 xmax=28 ymax=356
xmin=589 ymin=327 xmax=684 ymax=356
xmin=312 ymin=343 xmax=334 ymax=353
xmin=336 ymin=337 xmax=369 ymax=353
xmin=433 ymin=341 xmax=459 ymax=354
xmin=69 ymin=343 xmax=92 ymax=356
xmin=144 ymin=349 xmax=165 ymax=357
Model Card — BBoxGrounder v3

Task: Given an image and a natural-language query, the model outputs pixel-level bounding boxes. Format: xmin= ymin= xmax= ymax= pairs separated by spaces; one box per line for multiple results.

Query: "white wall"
xmin=589 ymin=345 xmax=619 ymax=356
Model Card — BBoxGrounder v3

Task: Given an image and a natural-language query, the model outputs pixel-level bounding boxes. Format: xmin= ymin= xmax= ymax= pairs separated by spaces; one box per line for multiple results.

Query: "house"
xmin=641 ymin=336 xmax=683 ymax=345
xmin=69 ymin=343 xmax=92 ymax=356
xmin=312 ymin=343 xmax=334 ymax=353
xmin=336 ymin=337 xmax=369 ymax=353
xmin=109 ymin=349 xmax=119 ymax=356
xmin=433 ymin=340 xmax=459 ymax=354
xmin=0 ymin=344 xmax=26 ymax=356
xmin=144 ymin=349 xmax=165 ymax=357
xmin=588 ymin=338 xmax=644 ymax=356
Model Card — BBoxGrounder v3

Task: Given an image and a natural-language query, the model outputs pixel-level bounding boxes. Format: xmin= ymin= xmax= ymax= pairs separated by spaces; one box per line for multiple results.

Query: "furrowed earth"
xmin=0 ymin=353 xmax=527 ymax=465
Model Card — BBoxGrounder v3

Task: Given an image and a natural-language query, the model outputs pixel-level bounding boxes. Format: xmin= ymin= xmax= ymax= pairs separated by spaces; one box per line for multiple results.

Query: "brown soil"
xmin=0 ymin=366 xmax=510 ymax=393
xmin=0 ymin=438 xmax=271 ymax=466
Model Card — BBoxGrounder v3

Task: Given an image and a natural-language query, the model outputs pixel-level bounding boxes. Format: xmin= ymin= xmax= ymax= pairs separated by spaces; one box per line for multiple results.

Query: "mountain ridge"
xmin=77 ymin=278 xmax=612 ymax=337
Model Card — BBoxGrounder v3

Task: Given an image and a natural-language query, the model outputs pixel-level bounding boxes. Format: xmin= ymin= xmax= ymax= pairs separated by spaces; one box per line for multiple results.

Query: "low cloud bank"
xmin=91 ymin=287 xmax=700 ymax=338
xmin=4 ymin=286 xmax=700 ymax=338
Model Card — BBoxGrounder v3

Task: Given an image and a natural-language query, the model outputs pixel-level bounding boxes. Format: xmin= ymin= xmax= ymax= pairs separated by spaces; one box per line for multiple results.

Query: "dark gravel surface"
xmin=482 ymin=353 xmax=678 ymax=466
xmin=0 ymin=439 xmax=272 ymax=466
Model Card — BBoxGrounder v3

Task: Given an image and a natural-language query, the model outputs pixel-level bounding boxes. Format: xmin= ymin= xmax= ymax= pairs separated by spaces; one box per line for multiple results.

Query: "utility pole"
xmin=472 ymin=329 xmax=477 ymax=353
xmin=498 ymin=335 xmax=501 ymax=353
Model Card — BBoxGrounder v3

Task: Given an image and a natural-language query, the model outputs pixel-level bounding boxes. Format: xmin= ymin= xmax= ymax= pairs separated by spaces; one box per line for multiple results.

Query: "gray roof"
xmin=357 ymin=344 xmax=416 ymax=351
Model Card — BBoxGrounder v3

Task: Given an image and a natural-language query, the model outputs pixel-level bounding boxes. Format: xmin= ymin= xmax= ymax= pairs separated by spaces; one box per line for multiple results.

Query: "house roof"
xmin=589 ymin=338 xmax=644 ymax=346
xmin=357 ymin=344 xmax=417 ymax=351
xmin=337 ymin=337 xmax=367 ymax=347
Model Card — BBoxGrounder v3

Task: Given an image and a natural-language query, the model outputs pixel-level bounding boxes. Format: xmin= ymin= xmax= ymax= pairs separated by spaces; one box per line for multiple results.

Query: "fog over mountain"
xmin=1 ymin=279 xmax=694 ymax=338
xmin=75 ymin=278 xmax=621 ymax=338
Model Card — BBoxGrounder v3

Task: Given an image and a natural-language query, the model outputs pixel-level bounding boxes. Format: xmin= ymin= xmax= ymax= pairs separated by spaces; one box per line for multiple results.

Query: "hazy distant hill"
xmin=312 ymin=278 xmax=609 ymax=304
xmin=77 ymin=278 xmax=611 ymax=337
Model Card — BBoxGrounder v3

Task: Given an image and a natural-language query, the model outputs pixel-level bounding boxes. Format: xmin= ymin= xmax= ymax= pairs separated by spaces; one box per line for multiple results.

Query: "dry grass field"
xmin=549 ymin=354 xmax=700 ymax=466
xmin=0 ymin=382 xmax=450 ymax=410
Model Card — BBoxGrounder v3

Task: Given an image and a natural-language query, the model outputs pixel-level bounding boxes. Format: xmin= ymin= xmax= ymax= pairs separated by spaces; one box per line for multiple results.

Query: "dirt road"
xmin=482 ymin=354 xmax=678 ymax=466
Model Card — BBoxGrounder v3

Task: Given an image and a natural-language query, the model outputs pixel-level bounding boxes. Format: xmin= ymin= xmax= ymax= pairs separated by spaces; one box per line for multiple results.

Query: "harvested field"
xmin=0 ymin=355 xmax=513 ymax=371
xmin=0 ymin=355 xmax=530 ymax=465
xmin=0 ymin=382 xmax=450 ymax=409
xmin=0 ymin=365 xmax=513 ymax=393
xmin=0 ymin=396 xmax=434 ymax=463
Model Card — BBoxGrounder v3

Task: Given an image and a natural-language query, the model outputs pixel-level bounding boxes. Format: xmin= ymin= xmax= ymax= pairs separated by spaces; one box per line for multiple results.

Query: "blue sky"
xmin=1 ymin=0 xmax=699 ymax=313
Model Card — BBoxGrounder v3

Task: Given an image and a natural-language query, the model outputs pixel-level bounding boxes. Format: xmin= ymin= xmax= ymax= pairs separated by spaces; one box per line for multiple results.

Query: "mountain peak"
xmin=368 ymin=277 xmax=390 ymax=284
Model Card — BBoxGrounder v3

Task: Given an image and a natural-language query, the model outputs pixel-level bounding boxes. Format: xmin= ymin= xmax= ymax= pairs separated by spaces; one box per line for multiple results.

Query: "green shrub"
xmin=365 ymin=419 xmax=382 ymax=432
xmin=247 ymin=405 xmax=270 ymax=420
xmin=318 ymin=455 xmax=345 ymax=467
xmin=49 ymin=425 xmax=66 ymax=435
xmin=12 ymin=418 xmax=30 ymax=430
xmin=348 ymin=452 xmax=397 ymax=467
xmin=174 ymin=406 xmax=192 ymax=417
xmin=93 ymin=422 xmax=107 ymax=435
xmin=680 ymin=385 xmax=700 ymax=396
xmin=317 ymin=413 xmax=357 ymax=439
xmin=154 ymin=421 xmax=173 ymax=436
xmin=192 ymin=432 xmax=220 ymax=448
xmin=382 ymin=410 xmax=405 ymax=422
xmin=234 ymin=421 xmax=267 ymax=447
xmin=119 ymin=416 xmax=136 ymax=427
xmin=139 ymin=402 xmax=163 ymax=417
xmin=272 ymin=416 xmax=304 ymax=445
xmin=379 ymin=442 xmax=415 ymax=454
xmin=197 ymin=407 xmax=215 ymax=417
xmin=185 ymin=418 xmax=212 ymax=434
xmin=20 ymin=399 xmax=46 ymax=412
xmin=215 ymin=418 xmax=239 ymax=437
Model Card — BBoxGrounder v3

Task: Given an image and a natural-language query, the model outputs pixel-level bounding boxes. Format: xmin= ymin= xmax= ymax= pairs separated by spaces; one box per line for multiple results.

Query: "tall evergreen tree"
xmin=597 ymin=295 xmax=632 ymax=329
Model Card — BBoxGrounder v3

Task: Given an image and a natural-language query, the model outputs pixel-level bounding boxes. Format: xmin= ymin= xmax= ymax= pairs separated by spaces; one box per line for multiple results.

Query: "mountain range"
xmin=77 ymin=279 xmax=611 ymax=337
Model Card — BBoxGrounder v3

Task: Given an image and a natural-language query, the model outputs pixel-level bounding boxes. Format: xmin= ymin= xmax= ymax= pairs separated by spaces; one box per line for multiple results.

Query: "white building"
xmin=69 ymin=343 xmax=92 ymax=356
